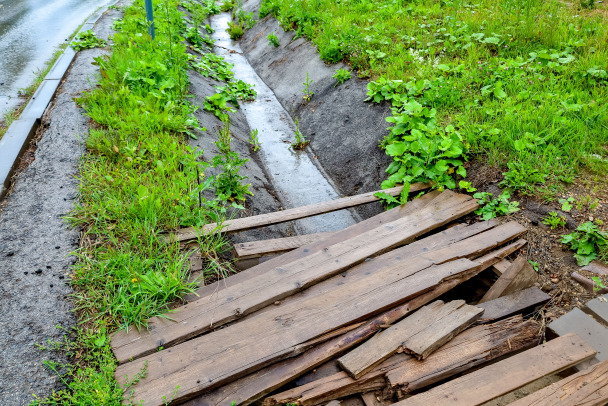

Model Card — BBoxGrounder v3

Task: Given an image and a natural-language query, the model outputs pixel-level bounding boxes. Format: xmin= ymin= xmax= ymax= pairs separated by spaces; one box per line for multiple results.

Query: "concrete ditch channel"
xmin=0 ymin=0 xmax=396 ymax=403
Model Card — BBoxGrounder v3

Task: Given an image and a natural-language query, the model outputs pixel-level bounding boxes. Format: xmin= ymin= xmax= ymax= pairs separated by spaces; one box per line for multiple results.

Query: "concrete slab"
xmin=0 ymin=118 xmax=39 ymax=194
xmin=584 ymin=294 xmax=608 ymax=327
xmin=548 ymin=307 xmax=608 ymax=369
xmin=46 ymin=48 xmax=76 ymax=80
xmin=79 ymin=22 xmax=96 ymax=33
xmin=20 ymin=79 xmax=61 ymax=120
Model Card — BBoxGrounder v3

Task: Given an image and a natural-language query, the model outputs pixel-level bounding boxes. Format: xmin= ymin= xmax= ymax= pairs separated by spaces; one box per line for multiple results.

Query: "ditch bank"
xmin=232 ymin=0 xmax=605 ymax=319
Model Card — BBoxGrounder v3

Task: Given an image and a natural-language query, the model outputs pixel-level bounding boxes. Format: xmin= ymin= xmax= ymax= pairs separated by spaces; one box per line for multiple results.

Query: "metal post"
xmin=144 ymin=0 xmax=155 ymax=40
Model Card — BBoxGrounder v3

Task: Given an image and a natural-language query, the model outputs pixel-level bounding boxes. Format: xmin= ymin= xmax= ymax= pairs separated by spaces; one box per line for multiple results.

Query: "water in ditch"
xmin=209 ymin=13 xmax=357 ymax=235
xmin=0 ymin=0 xmax=113 ymax=118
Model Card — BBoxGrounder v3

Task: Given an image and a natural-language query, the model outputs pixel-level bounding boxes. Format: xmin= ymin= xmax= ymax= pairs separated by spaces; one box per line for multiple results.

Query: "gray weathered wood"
xmin=234 ymin=232 xmax=338 ymax=260
xmin=395 ymin=333 xmax=596 ymax=406
xmin=507 ymin=359 xmax=608 ymax=406
xmin=338 ymin=300 xmax=483 ymax=378
xmin=476 ymin=286 xmax=550 ymax=323
xmin=172 ymin=183 xmax=430 ymax=241
xmin=479 ymin=256 xmax=538 ymax=303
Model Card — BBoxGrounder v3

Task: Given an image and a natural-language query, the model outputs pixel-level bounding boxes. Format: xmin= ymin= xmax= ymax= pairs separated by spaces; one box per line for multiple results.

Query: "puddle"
xmin=208 ymin=13 xmax=357 ymax=235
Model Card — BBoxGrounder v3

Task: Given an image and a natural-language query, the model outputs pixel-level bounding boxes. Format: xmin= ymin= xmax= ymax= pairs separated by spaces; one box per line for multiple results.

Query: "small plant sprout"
xmin=249 ymin=128 xmax=261 ymax=151
xmin=528 ymin=260 xmax=540 ymax=272
xmin=267 ymin=32 xmax=280 ymax=47
xmin=70 ymin=30 xmax=107 ymax=51
xmin=590 ymin=277 xmax=607 ymax=292
xmin=291 ymin=119 xmax=310 ymax=150
xmin=473 ymin=190 xmax=520 ymax=220
xmin=559 ymin=197 xmax=575 ymax=212
xmin=542 ymin=212 xmax=567 ymax=230
xmin=221 ymin=0 xmax=235 ymax=12
xmin=227 ymin=21 xmax=244 ymax=40
xmin=561 ymin=222 xmax=608 ymax=266
xmin=302 ymin=73 xmax=314 ymax=102
xmin=332 ymin=68 xmax=351 ymax=86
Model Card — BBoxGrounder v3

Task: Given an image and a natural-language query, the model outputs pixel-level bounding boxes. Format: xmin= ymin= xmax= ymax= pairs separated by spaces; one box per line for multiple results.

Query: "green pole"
xmin=144 ymin=0 xmax=155 ymax=40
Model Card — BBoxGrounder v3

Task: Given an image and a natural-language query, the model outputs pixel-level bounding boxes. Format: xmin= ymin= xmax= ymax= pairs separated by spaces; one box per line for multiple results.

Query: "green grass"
xmin=31 ymin=0 xmax=256 ymax=403
xmin=260 ymin=0 xmax=608 ymax=200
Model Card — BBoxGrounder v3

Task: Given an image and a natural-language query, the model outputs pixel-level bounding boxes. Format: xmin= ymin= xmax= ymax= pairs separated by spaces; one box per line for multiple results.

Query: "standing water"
xmin=0 ymin=0 xmax=113 ymax=118
xmin=209 ymin=13 xmax=357 ymax=234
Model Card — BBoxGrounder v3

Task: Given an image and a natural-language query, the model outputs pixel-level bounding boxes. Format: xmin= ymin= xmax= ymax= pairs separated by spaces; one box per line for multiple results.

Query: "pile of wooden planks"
xmin=111 ymin=188 xmax=605 ymax=406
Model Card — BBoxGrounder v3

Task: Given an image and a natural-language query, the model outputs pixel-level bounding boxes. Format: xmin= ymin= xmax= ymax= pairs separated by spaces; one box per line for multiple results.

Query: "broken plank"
xmin=172 ymin=183 xmax=430 ymax=241
xmin=234 ymin=231 xmax=338 ymax=260
xmin=476 ymin=286 xmax=550 ymax=324
xmin=112 ymin=191 xmax=478 ymax=363
xmin=183 ymin=241 xmax=526 ymax=406
xmin=395 ymin=333 xmax=596 ymax=406
xmin=264 ymin=316 xmax=540 ymax=406
xmin=187 ymin=190 xmax=442 ymax=303
xmin=338 ymin=300 xmax=483 ymax=378
xmin=507 ymin=359 xmax=608 ymax=406
xmin=491 ymin=258 xmax=511 ymax=275
xmin=118 ymin=258 xmax=482 ymax=406
xmin=479 ymin=256 xmax=537 ymax=303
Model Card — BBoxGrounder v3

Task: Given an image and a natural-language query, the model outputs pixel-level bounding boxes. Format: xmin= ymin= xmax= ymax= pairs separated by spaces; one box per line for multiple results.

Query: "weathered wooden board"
xmin=479 ymin=256 xmax=538 ymax=303
xmin=263 ymin=316 xmax=540 ymax=406
xmin=338 ymin=300 xmax=483 ymax=378
xmin=186 ymin=191 xmax=442 ymax=303
xmin=234 ymin=232 xmax=338 ymax=260
xmin=396 ymin=333 xmax=596 ymax=406
xmin=491 ymin=258 xmax=511 ymax=275
xmin=507 ymin=359 xmax=608 ymax=406
xmin=172 ymin=183 xmax=430 ymax=241
xmin=112 ymin=191 xmax=478 ymax=363
xmin=476 ymin=286 xmax=550 ymax=323
xmin=118 ymin=258 xmax=482 ymax=405
xmin=182 ymin=240 xmax=527 ymax=406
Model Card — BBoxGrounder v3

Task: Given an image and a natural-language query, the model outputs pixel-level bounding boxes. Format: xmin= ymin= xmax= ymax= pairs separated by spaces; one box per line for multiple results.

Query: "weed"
xmin=71 ymin=30 xmax=107 ymax=51
xmin=227 ymin=21 xmax=245 ymax=40
xmin=291 ymin=119 xmax=309 ymax=150
xmin=302 ymin=72 xmax=314 ymax=102
xmin=528 ymin=260 xmax=540 ymax=272
xmin=267 ymin=32 xmax=280 ymax=47
xmin=561 ymin=222 xmax=608 ymax=266
xmin=542 ymin=212 xmax=567 ymax=230
xmin=559 ymin=197 xmax=575 ymax=212
xmin=473 ymin=190 xmax=520 ymax=220
xmin=590 ymin=277 xmax=607 ymax=292
xmin=332 ymin=68 xmax=351 ymax=86
xmin=235 ymin=9 xmax=256 ymax=29
xmin=221 ymin=0 xmax=235 ymax=12
xmin=577 ymin=195 xmax=600 ymax=211
xmin=204 ymin=92 xmax=236 ymax=121
xmin=249 ymin=128 xmax=261 ymax=151
xmin=212 ymin=124 xmax=253 ymax=202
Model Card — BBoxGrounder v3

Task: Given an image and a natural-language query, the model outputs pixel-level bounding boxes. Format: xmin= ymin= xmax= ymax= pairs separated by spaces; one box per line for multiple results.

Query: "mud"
xmin=0 ymin=5 xmax=124 ymax=405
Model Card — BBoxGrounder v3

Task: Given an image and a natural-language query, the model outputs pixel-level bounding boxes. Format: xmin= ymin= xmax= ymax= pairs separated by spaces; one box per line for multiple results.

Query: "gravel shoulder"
xmin=0 ymin=6 xmax=124 ymax=405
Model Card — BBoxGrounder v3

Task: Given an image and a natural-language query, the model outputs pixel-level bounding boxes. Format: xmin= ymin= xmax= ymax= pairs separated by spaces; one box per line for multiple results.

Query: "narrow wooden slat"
xmin=476 ymin=286 xmax=550 ymax=323
xmin=480 ymin=256 xmax=538 ymax=303
xmin=264 ymin=316 xmax=540 ymax=406
xmin=234 ymin=231 xmax=338 ymax=260
xmin=491 ymin=258 xmax=511 ymax=275
xmin=396 ymin=333 xmax=596 ymax=406
xmin=187 ymin=191 xmax=442 ymax=303
xmin=112 ymin=191 xmax=478 ymax=363
xmin=508 ymin=359 xmax=608 ymax=406
xmin=338 ymin=300 xmax=483 ymax=378
xmin=183 ymin=241 xmax=527 ymax=406
xmin=118 ymin=259 xmax=482 ymax=405
xmin=172 ymin=183 xmax=430 ymax=241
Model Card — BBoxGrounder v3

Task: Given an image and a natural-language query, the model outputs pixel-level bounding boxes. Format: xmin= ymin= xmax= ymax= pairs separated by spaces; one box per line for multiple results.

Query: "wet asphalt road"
xmin=0 ymin=0 xmax=111 ymax=117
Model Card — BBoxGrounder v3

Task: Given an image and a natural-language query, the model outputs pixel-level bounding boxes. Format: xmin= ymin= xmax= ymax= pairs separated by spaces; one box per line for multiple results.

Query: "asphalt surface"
xmin=0 ymin=0 xmax=112 ymax=117
xmin=0 ymin=6 xmax=123 ymax=405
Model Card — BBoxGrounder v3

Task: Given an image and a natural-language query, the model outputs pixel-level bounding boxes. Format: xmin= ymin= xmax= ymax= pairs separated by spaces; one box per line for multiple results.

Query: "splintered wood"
xmin=111 ymin=189 xmax=602 ymax=406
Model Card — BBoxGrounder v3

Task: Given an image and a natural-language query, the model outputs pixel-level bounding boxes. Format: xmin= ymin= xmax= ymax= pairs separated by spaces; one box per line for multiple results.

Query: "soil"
xmin=0 ymin=5 xmax=126 ymax=404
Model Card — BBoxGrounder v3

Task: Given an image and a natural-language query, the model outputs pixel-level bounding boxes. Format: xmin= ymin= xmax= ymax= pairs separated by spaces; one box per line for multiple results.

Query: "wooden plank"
xmin=117 ymin=258 xmax=482 ymax=405
xmin=172 ymin=183 xmax=430 ymax=241
xmin=112 ymin=191 xmax=479 ymax=363
xmin=476 ymin=286 xmax=550 ymax=324
xmin=182 ymin=240 xmax=527 ymax=406
xmin=263 ymin=316 xmax=540 ymax=406
xmin=395 ymin=333 xmax=596 ymax=406
xmin=507 ymin=359 xmax=608 ymax=406
xmin=187 ymin=190 xmax=442 ymax=303
xmin=338 ymin=300 xmax=483 ymax=378
xmin=479 ymin=256 xmax=537 ymax=303
xmin=491 ymin=258 xmax=511 ymax=275
xmin=234 ymin=231 xmax=338 ymax=260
